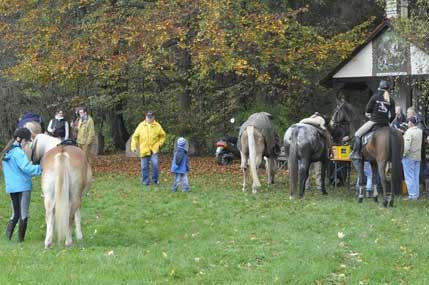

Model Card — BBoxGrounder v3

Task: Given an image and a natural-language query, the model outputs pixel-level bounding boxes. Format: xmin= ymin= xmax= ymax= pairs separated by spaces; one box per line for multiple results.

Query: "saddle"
xmin=362 ymin=124 xmax=385 ymax=146
xmin=58 ymin=139 xmax=78 ymax=147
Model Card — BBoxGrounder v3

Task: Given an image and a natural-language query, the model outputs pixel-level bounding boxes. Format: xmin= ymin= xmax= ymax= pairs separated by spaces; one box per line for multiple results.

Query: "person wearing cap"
xmin=131 ymin=112 xmax=166 ymax=186
xmin=170 ymin=137 xmax=190 ymax=192
xmin=350 ymin=80 xmax=396 ymax=160
xmin=1 ymin=128 xmax=42 ymax=242
xmin=77 ymin=108 xmax=95 ymax=162
xmin=402 ymin=116 xmax=423 ymax=200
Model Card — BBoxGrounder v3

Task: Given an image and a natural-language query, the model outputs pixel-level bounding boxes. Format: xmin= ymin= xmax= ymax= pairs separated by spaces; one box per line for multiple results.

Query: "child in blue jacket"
xmin=2 ymin=128 xmax=41 ymax=242
xmin=171 ymin=137 xmax=190 ymax=192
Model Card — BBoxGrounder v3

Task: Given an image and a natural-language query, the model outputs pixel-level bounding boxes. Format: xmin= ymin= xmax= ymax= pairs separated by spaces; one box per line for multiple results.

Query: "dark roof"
xmin=320 ymin=20 xmax=391 ymax=88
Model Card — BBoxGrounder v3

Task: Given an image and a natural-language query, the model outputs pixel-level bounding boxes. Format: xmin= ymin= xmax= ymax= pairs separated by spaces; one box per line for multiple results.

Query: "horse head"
xmin=330 ymin=100 xmax=364 ymax=138
xmin=30 ymin=134 xmax=61 ymax=164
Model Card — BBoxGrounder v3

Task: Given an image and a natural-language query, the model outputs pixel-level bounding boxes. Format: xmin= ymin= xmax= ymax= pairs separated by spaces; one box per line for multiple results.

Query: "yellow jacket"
xmin=131 ymin=120 xmax=166 ymax=157
xmin=77 ymin=116 xmax=95 ymax=145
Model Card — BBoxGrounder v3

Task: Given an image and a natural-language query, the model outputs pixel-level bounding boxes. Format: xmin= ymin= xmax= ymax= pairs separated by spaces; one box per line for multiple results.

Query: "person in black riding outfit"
xmin=47 ymin=110 xmax=69 ymax=141
xmin=350 ymin=80 xmax=396 ymax=160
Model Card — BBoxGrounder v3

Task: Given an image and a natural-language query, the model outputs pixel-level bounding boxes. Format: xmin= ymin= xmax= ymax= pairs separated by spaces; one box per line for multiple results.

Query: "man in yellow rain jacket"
xmin=131 ymin=111 xmax=166 ymax=186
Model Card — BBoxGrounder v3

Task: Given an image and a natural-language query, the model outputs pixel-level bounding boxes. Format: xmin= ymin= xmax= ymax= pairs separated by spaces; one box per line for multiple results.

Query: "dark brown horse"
xmin=330 ymin=100 xmax=403 ymax=207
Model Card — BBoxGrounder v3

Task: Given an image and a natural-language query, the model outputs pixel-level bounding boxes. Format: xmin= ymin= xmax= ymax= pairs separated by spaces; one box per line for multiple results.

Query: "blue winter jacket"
xmin=2 ymin=144 xmax=42 ymax=193
xmin=170 ymin=147 xmax=189 ymax=174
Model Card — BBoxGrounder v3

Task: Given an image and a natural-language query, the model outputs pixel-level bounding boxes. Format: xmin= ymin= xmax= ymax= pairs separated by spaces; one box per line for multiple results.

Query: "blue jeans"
xmin=141 ymin=153 xmax=159 ymax=185
xmin=356 ymin=161 xmax=373 ymax=191
xmin=172 ymin=173 xmax=189 ymax=192
xmin=402 ymin=158 xmax=420 ymax=199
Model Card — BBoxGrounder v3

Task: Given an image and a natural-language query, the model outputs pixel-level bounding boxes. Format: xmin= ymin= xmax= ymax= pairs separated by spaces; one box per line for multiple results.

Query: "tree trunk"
xmin=110 ymin=100 xmax=129 ymax=150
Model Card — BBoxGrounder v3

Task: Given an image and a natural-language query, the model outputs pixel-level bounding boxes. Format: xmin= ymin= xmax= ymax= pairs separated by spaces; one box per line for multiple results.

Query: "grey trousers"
xmin=10 ymin=191 xmax=31 ymax=221
xmin=355 ymin=121 xmax=376 ymax=138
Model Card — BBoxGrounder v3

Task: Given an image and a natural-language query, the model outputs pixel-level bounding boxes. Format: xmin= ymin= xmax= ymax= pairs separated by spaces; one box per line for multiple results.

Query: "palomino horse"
xmin=238 ymin=113 xmax=278 ymax=193
xmin=284 ymin=123 xmax=330 ymax=198
xmin=29 ymin=134 xmax=92 ymax=247
xmin=330 ymin=100 xmax=403 ymax=206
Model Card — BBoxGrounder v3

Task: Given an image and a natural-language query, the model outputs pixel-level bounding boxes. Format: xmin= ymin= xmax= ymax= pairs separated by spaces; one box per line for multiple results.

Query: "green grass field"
xmin=1 ymin=167 xmax=429 ymax=284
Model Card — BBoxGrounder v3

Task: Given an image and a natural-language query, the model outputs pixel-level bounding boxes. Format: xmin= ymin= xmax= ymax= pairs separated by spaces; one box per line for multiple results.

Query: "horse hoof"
xmin=289 ymin=196 xmax=294 ymax=200
xmin=374 ymin=196 xmax=378 ymax=203
xmin=322 ymin=191 xmax=328 ymax=195
xmin=383 ymin=200 xmax=388 ymax=207
xmin=358 ymin=198 xmax=363 ymax=203
xmin=389 ymin=200 xmax=394 ymax=207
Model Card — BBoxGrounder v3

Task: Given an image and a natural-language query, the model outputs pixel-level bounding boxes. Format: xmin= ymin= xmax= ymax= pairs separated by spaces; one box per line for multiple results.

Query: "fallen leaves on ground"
xmin=91 ymin=154 xmax=242 ymax=177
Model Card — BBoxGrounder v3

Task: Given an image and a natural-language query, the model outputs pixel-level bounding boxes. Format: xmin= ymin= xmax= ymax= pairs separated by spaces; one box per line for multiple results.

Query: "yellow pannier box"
xmin=331 ymin=145 xmax=351 ymax=161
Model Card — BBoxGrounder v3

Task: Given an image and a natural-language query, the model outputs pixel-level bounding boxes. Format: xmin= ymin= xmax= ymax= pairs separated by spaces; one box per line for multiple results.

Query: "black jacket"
xmin=366 ymin=89 xmax=395 ymax=126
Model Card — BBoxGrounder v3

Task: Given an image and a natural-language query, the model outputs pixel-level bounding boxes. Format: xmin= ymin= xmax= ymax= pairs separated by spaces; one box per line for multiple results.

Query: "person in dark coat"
xmin=391 ymin=106 xmax=407 ymax=131
xmin=47 ymin=110 xmax=69 ymax=141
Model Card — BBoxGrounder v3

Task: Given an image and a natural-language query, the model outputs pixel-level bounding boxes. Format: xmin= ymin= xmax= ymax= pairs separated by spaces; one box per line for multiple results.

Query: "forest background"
xmin=0 ymin=0 xmax=428 ymax=154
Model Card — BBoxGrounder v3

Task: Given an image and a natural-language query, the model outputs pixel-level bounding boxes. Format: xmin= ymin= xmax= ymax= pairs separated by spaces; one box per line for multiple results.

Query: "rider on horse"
xmin=350 ymin=80 xmax=396 ymax=160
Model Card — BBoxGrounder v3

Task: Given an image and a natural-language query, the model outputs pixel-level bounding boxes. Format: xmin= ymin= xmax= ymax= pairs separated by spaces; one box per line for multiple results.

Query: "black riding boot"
xmin=6 ymin=219 xmax=18 ymax=240
xmin=18 ymin=218 xmax=28 ymax=242
xmin=350 ymin=137 xmax=362 ymax=160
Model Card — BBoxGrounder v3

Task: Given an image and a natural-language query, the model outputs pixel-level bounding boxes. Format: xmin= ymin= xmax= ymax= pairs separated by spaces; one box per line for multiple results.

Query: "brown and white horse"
xmin=29 ymin=134 xmax=92 ymax=248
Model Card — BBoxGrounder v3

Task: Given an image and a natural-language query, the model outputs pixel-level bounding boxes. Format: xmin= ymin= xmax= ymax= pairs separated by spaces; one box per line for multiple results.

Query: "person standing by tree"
xmin=47 ymin=110 xmax=69 ymax=141
xmin=131 ymin=112 xmax=166 ymax=186
xmin=2 ymin=128 xmax=42 ymax=242
xmin=77 ymin=108 xmax=95 ymax=162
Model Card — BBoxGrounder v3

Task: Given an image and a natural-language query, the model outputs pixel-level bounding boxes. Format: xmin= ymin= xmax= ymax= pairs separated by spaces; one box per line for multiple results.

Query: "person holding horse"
xmin=131 ymin=111 xmax=166 ymax=186
xmin=349 ymin=80 xmax=396 ymax=160
xmin=47 ymin=110 xmax=69 ymax=141
xmin=1 ymin=128 xmax=42 ymax=242
xmin=77 ymin=108 xmax=95 ymax=162
xmin=402 ymin=116 xmax=423 ymax=200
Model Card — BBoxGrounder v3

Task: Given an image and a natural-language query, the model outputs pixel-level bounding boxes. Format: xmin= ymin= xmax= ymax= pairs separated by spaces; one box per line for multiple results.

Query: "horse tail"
xmin=54 ymin=150 xmax=71 ymax=244
xmin=288 ymin=127 xmax=299 ymax=195
xmin=390 ymin=129 xmax=402 ymax=195
xmin=247 ymin=125 xmax=261 ymax=187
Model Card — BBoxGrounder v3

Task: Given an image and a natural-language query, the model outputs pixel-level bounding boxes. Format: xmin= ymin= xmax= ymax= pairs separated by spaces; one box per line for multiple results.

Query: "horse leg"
xmin=252 ymin=154 xmax=263 ymax=194
xmin=266 ymin=158 xmax=276 ymax=185
xmin=44 ymin=197 xmax=55 ymax=249
xmin=240 ymin=151 xmax=247 ymax=192
xmin=377 ymin=161 xmax=389 ymax=207
xmin=353 ymin=160 xmax=365 ymax=203
xmin=320 ymin=160 xmax=328 ymax=195
xmin=298 ymin=159 xmax=310 ymax=198
xmin=73 ymin=208 xmax=83 ymax=240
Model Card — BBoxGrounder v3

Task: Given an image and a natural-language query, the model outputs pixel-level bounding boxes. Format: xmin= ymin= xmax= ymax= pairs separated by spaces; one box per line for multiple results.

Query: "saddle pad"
xmin=362 ymin=131 xmax=374 ymax=146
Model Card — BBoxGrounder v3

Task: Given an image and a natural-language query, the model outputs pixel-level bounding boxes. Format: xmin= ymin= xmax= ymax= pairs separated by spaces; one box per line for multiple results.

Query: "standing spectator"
xmin=131 ymin=111 xmax=166 ymax=186
xmin=77 ymin=108 xmax=95 ymax=162
xmin=2 ymin=128 xmax=42 ymax=242
xmin=70 ymin=107 xmax=82 ymax=140
xmin=402 ymin=116 xmax=423 ymax=200
xmin=171 ymin=137 xmax=190 ymax=192
xmin=47 ymin=110 xmax=69 ymax=141
xmin=391 ymin=106 xmax=407 ymax=131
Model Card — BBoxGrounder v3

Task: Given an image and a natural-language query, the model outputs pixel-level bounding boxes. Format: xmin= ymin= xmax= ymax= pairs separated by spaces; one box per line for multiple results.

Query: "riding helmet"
xmin=13 ymin=128 xmax=32 ymax=141
xmin=379 ymin=80 xmax=390 ymax=90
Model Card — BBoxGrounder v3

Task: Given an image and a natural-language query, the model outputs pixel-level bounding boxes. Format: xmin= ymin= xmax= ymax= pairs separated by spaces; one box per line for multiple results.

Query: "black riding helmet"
xmin=13 ymin=128 xmax=32 ymax=141
xmin=379 ymin=80 xmax=390 ymax=90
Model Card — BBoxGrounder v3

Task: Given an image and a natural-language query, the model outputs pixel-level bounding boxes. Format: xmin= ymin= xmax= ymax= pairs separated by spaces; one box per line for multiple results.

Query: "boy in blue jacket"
xmin=2 ymin=128 xmax=42 ymax=242
xmin=171 ymin=137 xmax=190 ymax=192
